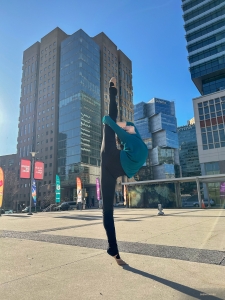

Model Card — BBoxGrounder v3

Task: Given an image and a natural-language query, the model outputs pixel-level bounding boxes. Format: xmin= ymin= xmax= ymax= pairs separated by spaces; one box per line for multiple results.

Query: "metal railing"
xmin=42 ymin=204 xmax=56 ymax=212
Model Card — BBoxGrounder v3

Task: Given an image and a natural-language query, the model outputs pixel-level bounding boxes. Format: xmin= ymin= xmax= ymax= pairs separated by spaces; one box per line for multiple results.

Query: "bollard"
xmin=158 ymin=204 xmax=164 ymax=216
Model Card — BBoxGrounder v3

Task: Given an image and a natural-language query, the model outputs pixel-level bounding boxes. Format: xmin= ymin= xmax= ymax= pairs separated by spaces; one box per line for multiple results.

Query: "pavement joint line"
xmin=0 ymin=251 xmax=105 ymax=286
xmin=31 ymin=221 xmax=103 ymax=233
xmin=1 ymin=230 xmax=225 ymax=267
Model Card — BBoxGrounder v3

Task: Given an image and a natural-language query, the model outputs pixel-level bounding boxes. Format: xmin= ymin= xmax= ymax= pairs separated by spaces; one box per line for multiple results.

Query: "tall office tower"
xmin=58 ymin=30 xmax=101 ymax=201
xmin=177 ymin=120 xmax=201 ymax=194
xmin=17 ymin=27 xmax=68 ymax=207
xmin=182 ymin=0 xmax=225 ymax=95
xmin=92 ymin=33 xmax=133 ymax=191
xmin=134 ymin=98 xmax=180 ymax=180
xmin=92 ymin=33 xmax=133 ymax=122
xmin=15 ymin=27 xmax=132 ymax=208
xmin=182 ymin=0 xmax=225 ymax=203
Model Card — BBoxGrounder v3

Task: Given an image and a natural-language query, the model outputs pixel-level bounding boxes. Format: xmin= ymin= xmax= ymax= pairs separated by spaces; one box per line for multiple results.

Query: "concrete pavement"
xmin=0 ymin=208 xmax=225 ymax=299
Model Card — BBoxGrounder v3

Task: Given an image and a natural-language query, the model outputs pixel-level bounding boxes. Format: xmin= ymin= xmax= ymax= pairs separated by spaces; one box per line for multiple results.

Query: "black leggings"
xmin=100 ymin=83 xmax=125 ymax=256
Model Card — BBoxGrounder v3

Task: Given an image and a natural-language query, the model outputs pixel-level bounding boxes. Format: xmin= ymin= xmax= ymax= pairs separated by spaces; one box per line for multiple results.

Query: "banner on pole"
xmin=220 ymin=182 xmax=225 ymax=198
xmin=0 ymin=167 xmax=4 ymax=208
xmin=77 ymin=177 xmax=82 ymax=203
xmin=32 ymin=180 xmax=37 ymax=205
xmin=20 ymin=159 xmax=31 ymax=179
xmin=34 ymin=161 xmax=44 ymax=180
xmin=123 ymin=185 xmax=127 ymax=205
xmin=96 ymin=178 xmax=100 ymax=201
xmin=55 ymin=175 xmax=61 ymax=203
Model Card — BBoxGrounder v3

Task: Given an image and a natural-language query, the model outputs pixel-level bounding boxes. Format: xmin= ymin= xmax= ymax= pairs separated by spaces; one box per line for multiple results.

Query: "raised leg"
xmin=100 ymin=79 xmax=126 ymax=264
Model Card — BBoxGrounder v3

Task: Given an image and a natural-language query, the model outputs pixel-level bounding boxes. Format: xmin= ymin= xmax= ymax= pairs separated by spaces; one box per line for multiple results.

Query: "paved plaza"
xmin=1 ymin=208 xmax=225 ymax=299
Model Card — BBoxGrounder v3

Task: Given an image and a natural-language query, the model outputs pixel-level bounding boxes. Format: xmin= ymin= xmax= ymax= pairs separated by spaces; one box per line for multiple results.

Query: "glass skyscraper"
xmin=182 ymin=0 xmax=225 ymax=204
xmin=58 ymin=30 xmax=101 ymax=190
xmin=12 ymin=27 xmax=132 ymax=208
xmin=134 ymin=98 xmax=180 ymax=180
xmin=178 ymin=122 xmax=201 ymax=194
xmin=182 ymin=0 xmax=225 ymax=95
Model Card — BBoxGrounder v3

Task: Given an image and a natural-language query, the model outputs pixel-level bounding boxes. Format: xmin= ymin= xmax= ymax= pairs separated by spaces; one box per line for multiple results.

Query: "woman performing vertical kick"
xmin=100 ymin=77 xmax=148 ymax=265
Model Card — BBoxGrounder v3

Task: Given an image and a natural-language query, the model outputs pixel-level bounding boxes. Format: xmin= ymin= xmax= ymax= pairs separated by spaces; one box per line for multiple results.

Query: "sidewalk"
xmin=1 ymin=208 xmax=225 ymax=299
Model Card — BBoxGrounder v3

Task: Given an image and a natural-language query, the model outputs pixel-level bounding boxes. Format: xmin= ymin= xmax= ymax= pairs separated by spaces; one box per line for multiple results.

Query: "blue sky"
xmin=0 ymin=0 xmax=200 ymax=156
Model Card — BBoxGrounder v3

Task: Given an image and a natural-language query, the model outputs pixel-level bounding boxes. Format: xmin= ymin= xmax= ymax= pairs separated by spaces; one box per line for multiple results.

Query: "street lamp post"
xmin=27 ymin=152 xmax=38 ymax=215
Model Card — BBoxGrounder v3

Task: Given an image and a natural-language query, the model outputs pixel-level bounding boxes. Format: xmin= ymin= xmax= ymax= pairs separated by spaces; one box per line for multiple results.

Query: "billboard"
xmin=0 ymin=167 xmax=4 ymax=208
xmin=34 ymin=161 xmax=44 ymax=180
xmin=20 ymin=159 xmax=31 ymax=179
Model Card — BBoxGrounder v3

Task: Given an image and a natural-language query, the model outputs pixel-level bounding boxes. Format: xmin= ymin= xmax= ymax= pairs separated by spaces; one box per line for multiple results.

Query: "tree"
xmin=3 ymin=170 xmax=19 ymax=209
xmin=41 ymin=190 xmax=55 ymax=208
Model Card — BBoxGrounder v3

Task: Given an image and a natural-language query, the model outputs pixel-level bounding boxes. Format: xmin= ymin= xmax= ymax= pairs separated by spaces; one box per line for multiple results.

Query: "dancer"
xmin=101 ymin=77 xmax=148 ymax=265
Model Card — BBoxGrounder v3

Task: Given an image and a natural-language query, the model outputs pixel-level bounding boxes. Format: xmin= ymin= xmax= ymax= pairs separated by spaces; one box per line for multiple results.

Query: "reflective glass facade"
xmin=153 ymin=164 xmax=175 ymax=179
xmin=58 ymin=30 xmax=101 ymax=185
xmin=182 ymin=0 xmax=225 ymax=95
xmin=202 ymin=162 xmax=221 ymax=203
xmin=178 ymin=124 xmax=201 ymax=177
xmin=147 ymin=98 xmax=175 ymax=117
xmin=150 ymin=113 xmax=177 ymax=133
xmin=153 ymin=130 xmax=179 ymax=149
xmin=134 ymin=98 xmax=179 ymax=180
xmin=151 ymin=147 xmax=174 ymax=166
xmin=127 ymin=183 xmax=176 ymax=208
xmin=178 ymin=124 xmax=201 ymax=194
xmin=134 ymin=102 xmax=147 ymax=121
xmin=135 ymin=118 xmax=152 ymax=149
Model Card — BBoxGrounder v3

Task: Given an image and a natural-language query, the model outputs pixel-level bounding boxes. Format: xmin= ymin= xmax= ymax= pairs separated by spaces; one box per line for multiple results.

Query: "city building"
xmin=134 ymin=98 xmax=180 ymax=181
xmin=182 ymin=0 xmax=225 ymax=203
xmin=177 ymin=119 xmax=201 ymax=194
xmin=15 ymin=27 xmax=133 ymax=208
xmin=182 ymin=0 xmax=225 ymax=95
xmin=92 ymin=32 xmax=133 ymax=122
xmin=17 ymin=27 xmax=68 ymax=208
xmin=58 ymin=29 xmax=101 ymax=201
xmin=193 ymin=92 xmax=225 ymax=202
xmin=0 ymin=154 xmax=17 ymax=173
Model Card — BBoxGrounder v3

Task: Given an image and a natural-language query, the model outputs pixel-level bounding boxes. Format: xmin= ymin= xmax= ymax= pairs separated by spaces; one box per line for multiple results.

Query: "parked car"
xmin=4 ymin=209 xmax=13 ymax=214
xmin=22 ymin=206 xmax=42 ymax=213
xmin=182 ymin=195 xmax=215 ymax=207
xmin=55 ymin=201 xmax=76 ymax=211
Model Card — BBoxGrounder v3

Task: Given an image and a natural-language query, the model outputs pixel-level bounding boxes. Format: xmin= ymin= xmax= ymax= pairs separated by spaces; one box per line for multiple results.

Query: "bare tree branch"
xmin=3 ymin=170 xmax=19 ymax=209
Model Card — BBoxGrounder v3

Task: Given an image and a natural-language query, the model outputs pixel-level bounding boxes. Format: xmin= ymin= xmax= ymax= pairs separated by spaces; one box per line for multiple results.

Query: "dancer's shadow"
xmin=122 ymin=265 xmax=222 ymax=300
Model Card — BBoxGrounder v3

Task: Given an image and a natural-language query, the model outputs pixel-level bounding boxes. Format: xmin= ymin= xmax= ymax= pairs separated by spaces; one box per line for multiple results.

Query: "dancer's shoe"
xmin=113 ymin=254 xmax=127 ymax=266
